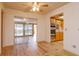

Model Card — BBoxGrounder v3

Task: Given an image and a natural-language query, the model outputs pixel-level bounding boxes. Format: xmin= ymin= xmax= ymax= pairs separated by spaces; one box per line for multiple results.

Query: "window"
xmin=15 ymin=24 xmax=24 ymax=36
xmin=15 ymin=23 xmax=33 ymax=36
xmin=25 ymin=24 xmax=33 ymax=35
xmin=14 ymin=17 xmax=36 ymax=36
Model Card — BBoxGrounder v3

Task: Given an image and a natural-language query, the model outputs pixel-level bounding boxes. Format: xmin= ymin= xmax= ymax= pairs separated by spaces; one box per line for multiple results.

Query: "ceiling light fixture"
xmin=31 ymin=2 xmax=40 ymax=12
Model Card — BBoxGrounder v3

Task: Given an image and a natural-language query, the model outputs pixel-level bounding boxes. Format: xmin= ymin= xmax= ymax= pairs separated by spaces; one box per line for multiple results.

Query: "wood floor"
xmin=2 ymin=44 xmax=46 ymax=56
xmin=1 ymin=39 xmax=76 ymax=56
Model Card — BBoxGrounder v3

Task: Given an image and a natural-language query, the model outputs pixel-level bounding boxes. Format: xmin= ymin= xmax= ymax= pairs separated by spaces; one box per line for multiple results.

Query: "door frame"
xmin=50 ymin=13 xmax=64 ymax=42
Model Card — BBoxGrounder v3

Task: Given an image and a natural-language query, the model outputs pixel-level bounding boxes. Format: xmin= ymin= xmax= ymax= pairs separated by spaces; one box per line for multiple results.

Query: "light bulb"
xmin=37 ymin=7 xmax=39 ymax=11
xmin=32 ymin=6 xmax=36 ymax=11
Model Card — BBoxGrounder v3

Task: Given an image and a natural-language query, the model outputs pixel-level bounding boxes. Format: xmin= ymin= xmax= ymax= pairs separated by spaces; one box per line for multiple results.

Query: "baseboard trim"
xmin=64 ymin=49 xmax=78 ymax=56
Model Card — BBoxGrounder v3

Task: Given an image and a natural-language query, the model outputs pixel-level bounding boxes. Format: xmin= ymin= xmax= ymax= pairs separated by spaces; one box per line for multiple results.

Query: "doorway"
xmin=50 ymin=13 xmax=64 ymax=42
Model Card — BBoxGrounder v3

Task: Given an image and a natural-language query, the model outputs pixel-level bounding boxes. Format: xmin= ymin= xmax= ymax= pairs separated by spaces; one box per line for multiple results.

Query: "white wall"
xmin=45 ymin=2 xmax=79 ymax=55
xmin=3 ymin=8 xmax=46 ymax=47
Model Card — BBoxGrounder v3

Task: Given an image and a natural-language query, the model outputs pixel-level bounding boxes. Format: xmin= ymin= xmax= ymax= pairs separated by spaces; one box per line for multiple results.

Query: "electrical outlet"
xmin=65 ymin=28 xmax=67 ymax=31
xmin=72 ymin=45 xmax=76 ymax=48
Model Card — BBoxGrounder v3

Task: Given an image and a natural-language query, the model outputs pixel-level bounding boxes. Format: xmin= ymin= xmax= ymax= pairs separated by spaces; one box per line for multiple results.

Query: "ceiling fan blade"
xmin=40 ymin=4 xmax=48 ymax=7
xmin=38 ymin=2 xmax=48 ymax=7
xmin=39 ymin=9 xmax=43 ymax=12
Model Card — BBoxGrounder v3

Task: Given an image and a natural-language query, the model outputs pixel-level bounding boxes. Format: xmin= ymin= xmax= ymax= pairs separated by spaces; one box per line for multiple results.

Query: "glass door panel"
xmin=25 ymin=24 xmax=33 ymax=35
xmin=15 ymin=24 xmax=24 ymax=36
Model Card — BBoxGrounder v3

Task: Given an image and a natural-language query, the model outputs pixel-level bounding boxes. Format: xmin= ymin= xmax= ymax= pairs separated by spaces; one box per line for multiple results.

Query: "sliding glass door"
xmin=15 ymin=24 xmax=24 ymax=36
xmin=15 ymin=23 xmax=33 ymax=37
xmin=25 ymin=24 xmax=33 ymax=36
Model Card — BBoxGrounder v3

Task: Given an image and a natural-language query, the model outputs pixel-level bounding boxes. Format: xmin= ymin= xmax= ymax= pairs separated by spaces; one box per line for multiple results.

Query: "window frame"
xmin=15 ymin=22 xmax=34 ymax=37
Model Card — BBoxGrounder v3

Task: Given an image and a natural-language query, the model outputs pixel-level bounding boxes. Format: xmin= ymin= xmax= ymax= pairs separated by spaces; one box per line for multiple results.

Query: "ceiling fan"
xmin=31 ymin=2 xmax=48 ymax=12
